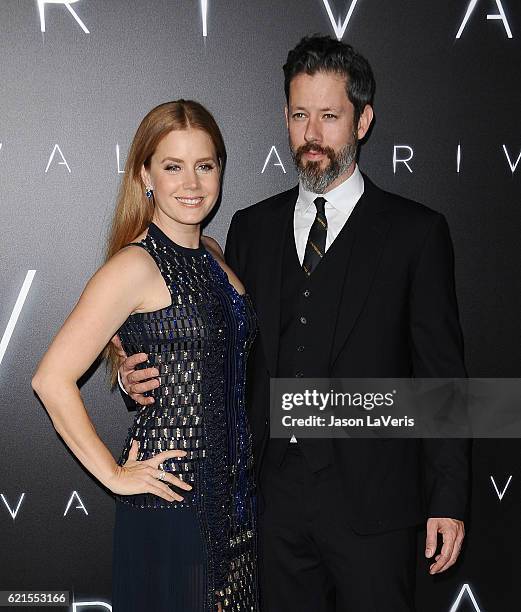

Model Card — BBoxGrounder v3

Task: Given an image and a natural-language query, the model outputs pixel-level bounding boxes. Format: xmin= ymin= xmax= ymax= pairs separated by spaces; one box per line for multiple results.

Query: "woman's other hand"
xmin=110 ymin=440 xmax=192 ymax=502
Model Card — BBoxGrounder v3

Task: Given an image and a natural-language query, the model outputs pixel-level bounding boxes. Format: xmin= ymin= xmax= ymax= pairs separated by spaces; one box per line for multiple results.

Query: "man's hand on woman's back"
xmin=112 ymin=335 xmax=157 ymax=406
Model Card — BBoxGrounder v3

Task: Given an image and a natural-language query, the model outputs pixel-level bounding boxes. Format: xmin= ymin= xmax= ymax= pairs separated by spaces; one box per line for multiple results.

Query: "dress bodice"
xmin=115 ymin=222 xmax=258 ymax=610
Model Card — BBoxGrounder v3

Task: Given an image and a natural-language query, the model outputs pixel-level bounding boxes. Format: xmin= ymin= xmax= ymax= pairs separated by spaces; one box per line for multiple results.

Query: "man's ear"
xmin=284 ymin=105 xmax=289 ymax=130
xmin=357 ymin=104 xmax=374 ymax=140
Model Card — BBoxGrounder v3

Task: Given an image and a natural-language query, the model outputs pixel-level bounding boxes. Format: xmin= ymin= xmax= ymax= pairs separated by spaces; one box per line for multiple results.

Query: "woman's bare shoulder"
xmin=65 ymin=244 xmax=158 ymax=328
xmin=100 ymin=243 xmax=158 ymax=286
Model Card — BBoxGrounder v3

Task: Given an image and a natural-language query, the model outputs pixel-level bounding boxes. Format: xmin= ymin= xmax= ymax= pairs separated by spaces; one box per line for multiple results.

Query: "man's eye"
xmin=292 ymin=113 xmax=306 ymax=119
xmin=323 ymin=114 xmax=337 ymax=120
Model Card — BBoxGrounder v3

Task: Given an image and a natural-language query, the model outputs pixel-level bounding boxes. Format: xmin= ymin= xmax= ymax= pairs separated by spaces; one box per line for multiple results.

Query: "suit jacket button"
xmin=303 ymin=289 xmax=310 ymax=297
xmin=300 ymin=316 xmax=307 ymax=324
xmin=295 ymin=371 xmax=304 ymax=378
xmin=297 ymin=345 xmax=305 ymax=352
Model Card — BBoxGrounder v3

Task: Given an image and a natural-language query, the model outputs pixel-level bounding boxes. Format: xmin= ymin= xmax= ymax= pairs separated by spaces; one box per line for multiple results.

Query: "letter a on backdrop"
xmin=261 ymin=146 xmax=286 ymax=174
xmin=63 ymin=491 xmax=89 ymax=516
xmin=456 ymin=0 xmax=513 ymax=38
xmin=449 ymin=583 xmax=482 ymax=612
xmin=45 ymin=144 xmax=71 ymax=173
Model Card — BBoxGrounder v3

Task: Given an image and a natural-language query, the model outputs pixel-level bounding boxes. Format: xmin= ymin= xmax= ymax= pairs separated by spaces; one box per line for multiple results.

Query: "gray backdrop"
xmin=1 ymin=1 xmax=520 ymax=610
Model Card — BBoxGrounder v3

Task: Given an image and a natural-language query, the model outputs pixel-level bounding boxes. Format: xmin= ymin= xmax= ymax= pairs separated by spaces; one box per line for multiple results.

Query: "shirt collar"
xmin=296 ymin=165 xmax=364 ymax=214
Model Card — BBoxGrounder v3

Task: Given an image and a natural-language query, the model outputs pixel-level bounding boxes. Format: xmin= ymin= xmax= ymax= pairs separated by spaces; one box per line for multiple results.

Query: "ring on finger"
xmin=157 ymin=470 xmax=166 ymax=482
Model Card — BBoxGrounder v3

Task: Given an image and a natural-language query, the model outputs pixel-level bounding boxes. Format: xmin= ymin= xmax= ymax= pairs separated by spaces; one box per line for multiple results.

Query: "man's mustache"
xmin=295 ymin=142 xmax=335 ymax=161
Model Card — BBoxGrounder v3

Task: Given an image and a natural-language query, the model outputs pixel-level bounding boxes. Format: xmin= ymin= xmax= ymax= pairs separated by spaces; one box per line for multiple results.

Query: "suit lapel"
xmin=329 ymin=176 xmax=391 ymax=367
xmin=254 ymin=186 xmax=298 ymax=376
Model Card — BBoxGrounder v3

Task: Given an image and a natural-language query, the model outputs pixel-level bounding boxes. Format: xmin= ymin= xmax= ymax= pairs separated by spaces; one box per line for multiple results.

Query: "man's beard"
xmin=290 ymin=136 xmax=358 ymax=194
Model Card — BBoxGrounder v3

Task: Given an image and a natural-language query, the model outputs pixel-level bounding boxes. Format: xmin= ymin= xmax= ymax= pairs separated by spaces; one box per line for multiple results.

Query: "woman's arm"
xmin=32 ymin=247 xmax=190 ymax=501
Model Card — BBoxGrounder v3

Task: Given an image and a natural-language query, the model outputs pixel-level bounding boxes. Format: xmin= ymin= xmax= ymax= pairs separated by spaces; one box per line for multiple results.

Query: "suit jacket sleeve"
xmin=118 ymin=376 xmax=139 ymax=411
xmin=224 ymin=210 xmax=243 ymax=278
xmin=409 ymin=214 xmax=471 ymax=520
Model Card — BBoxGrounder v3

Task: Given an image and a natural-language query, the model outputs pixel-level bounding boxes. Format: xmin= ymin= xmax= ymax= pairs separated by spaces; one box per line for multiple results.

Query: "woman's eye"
xmin=197 ymin=164 xmax=215 ymax=172
xmin=165 ymin=165 xmax=181 ymax=172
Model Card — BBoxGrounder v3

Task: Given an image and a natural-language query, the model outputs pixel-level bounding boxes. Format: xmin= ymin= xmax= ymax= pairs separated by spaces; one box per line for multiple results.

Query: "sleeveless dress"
xmin=111 ymin=222 xmax=259 ymax=611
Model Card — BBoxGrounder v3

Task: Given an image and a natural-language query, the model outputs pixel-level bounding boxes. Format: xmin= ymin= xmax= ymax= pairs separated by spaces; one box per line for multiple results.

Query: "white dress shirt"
xmin=293 ymin=164 xmax=364 ymax=264
xmin=290 ymin=165 xmax=365 ymax=442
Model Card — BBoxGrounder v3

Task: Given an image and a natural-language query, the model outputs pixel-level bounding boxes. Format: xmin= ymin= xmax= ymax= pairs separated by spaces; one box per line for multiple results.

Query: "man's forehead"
xmin=288 ymin=72 xmax=351 ymax=107
xmin=290 ymin=70 xmax=348 ymax=85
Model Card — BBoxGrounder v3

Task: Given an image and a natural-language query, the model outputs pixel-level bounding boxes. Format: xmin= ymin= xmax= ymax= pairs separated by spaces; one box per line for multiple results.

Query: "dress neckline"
xmin=147 ymin=222 xmax=251 ymax=301
xmin=148 ymin=222 xmax=206 ymax=256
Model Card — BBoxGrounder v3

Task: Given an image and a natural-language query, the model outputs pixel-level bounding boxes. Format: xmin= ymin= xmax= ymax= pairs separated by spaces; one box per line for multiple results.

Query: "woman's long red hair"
xmin=104 ymin=100 xmax=226 ymax=383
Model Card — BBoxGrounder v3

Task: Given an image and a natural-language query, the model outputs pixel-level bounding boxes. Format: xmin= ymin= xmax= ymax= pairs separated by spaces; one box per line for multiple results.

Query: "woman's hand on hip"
xmin=109 ymin=440 xmax=192 ymax=502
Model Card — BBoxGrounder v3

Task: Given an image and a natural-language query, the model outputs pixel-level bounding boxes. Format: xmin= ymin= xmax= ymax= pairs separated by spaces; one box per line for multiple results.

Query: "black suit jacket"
xmin=224 ymin=174 xmax=470 ymax=535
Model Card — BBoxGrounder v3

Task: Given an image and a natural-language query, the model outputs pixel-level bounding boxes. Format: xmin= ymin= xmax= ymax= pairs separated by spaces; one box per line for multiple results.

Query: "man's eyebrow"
xmin=290 ymin=107 xmax=342 ymax=112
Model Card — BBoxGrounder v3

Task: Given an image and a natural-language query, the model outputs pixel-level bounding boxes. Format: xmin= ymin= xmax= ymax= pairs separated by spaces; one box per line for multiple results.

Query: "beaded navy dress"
xmin=111 ymin=222 xmax=258 ymax=612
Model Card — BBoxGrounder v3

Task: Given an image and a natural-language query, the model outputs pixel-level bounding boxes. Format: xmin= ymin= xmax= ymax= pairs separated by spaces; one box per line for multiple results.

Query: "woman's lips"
xmin=175 ymin=196 xmax=205 ymax=206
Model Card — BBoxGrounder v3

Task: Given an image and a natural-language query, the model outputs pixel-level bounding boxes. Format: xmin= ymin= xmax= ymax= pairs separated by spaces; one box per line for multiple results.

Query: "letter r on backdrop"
xmin=38 ymin=0 xmax=90 ymax=34
xmin=393 ymin=145 xmax=414 ymax=174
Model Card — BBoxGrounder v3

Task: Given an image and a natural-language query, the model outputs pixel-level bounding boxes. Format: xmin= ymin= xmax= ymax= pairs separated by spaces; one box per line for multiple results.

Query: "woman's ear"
xmin=140 ymin=165 xmax=152 ymax=189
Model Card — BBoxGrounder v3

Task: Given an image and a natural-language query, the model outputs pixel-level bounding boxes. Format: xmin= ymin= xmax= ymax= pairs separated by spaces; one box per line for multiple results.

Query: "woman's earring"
xmin=145 ymin=186 xmax=153 ymax=200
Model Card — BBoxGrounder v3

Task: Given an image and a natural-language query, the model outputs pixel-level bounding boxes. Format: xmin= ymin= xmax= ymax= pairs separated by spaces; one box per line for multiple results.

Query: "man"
xmin=119 ymin=35 xmax=469 ymax=611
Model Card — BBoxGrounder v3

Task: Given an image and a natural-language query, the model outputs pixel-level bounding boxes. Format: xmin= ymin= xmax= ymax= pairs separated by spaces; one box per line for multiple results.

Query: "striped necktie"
xmin=302 ymin=196 xmax=327 ymax=275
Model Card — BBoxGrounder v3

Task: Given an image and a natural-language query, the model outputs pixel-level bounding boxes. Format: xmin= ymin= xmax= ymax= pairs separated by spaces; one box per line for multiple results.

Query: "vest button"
xmin=300 ymin=316 xmax=307 ymax=325
xmin=297 ymin=345 xmax=305 ymax=352
xmin=295 ymin=371 xmax=304 ymax=378
xmin=303 ymin=289 xmax=310 ymax=297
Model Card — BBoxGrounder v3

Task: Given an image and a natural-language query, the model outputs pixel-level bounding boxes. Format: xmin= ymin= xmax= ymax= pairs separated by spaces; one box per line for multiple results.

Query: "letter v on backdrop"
xmin=321 ymin=0 xmax=359 ymax=40
xmin=0 ymin=271 xmax=36 ymax=369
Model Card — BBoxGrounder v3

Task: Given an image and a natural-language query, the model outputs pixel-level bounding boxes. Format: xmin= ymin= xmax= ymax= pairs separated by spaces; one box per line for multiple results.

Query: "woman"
xmin=32 ymin=100 xmax=258 ymax=611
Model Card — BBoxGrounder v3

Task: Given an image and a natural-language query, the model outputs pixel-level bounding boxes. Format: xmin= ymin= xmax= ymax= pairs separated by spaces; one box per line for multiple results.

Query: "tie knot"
xmin=314 ymin=197 xmax=326 ymax=215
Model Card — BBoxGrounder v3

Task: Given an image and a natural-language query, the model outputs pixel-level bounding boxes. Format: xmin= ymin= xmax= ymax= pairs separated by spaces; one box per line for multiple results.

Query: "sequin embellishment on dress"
xmin=116 ymin=223 xmax=258 ymax=611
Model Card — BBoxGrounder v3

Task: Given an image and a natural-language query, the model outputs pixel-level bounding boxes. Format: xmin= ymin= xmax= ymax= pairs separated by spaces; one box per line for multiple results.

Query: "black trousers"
xmin=258 ymin=445 xmax=417 ymax=612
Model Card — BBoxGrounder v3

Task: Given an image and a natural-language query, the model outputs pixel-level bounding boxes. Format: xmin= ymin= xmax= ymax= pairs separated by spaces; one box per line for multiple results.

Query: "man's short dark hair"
xmin=283 ymin=35 xmax=375 ymax=125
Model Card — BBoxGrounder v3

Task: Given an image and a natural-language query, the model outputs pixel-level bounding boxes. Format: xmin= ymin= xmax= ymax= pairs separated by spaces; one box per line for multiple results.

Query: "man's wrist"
xmin=117 ymin=370 xmax=129 ymax=396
